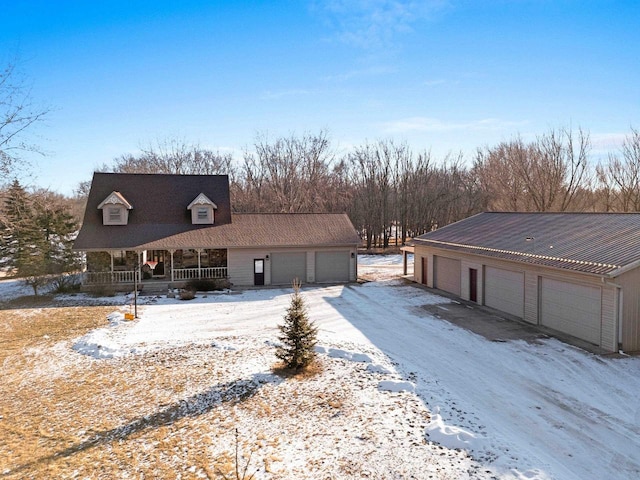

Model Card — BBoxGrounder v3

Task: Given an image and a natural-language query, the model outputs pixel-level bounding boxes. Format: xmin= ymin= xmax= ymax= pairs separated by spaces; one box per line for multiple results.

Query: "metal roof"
xmin=412 ymin=212 xmax=640 ymax=276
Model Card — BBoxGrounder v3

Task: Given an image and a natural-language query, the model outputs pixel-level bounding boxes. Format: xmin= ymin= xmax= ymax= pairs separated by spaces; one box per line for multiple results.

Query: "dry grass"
xmin=0 ymin=295 xmax=481 ymax=479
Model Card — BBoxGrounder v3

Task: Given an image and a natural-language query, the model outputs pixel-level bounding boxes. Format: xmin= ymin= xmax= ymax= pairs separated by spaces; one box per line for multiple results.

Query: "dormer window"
xmin=98 ymin=191 xmax=133 ymax=225
xmin=188 ymin=193 xmax=217 ymax=225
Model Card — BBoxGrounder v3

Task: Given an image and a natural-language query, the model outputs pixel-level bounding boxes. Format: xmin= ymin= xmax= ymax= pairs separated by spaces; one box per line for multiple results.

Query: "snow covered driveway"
xmin=323 ymin=280 xmax=640 ymax=479
xmin=69 ymin=255 xmax=640 ymax=480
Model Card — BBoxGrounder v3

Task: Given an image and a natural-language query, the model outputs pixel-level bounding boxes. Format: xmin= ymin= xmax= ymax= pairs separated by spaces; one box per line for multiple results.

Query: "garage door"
xmin=540 ymin=278 xmax=601 ymax=345
xmin=434 ymin=256 xmax=461 ymax=296
xmin=316 ymin=251 xmax=350 ymax=283
xmin=271 ymin=252 xmax=307 ymax=285
xmin=484 ymin=267 xmax=524 ymax=318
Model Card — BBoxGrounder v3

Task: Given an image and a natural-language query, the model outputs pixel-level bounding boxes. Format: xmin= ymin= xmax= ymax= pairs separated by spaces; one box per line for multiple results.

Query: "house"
xmin=73 ymin=173 xmax=360 ymax=290
xmin=411 ymin=212 xmax=640 ymax=353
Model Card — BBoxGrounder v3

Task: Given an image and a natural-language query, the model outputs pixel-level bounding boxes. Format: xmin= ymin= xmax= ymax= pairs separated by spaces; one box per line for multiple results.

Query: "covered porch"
xmin=82 ymin=248 xmax=228 ymax=288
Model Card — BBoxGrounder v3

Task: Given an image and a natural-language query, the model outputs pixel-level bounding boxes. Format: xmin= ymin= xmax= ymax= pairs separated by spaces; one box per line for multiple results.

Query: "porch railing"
xmin=83 ymin=267 xmax=228 ymax=284
xmin=173 ymin=267 xmax=227 ymax=280
xmin=83 ymin=270 xmax=138 ymax=284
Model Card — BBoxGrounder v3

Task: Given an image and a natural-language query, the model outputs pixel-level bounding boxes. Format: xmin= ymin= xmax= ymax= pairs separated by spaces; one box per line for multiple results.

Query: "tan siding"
xmin=307 ymin=251 xmax=315 ymax=282
xmin=601 ymin=286 xmax=618 ymax=352
xmin=616 ymin=267 xmax=640 ymax=352
xmin=413 ymin=246 xmax=426 ymax=283
xmin=461 ymin=260 xmax=482 ymax=302
xmin=524 ymin=272 xmax=538 ymax=325
xmin=228 ymin=248 xmax=270 ymax=286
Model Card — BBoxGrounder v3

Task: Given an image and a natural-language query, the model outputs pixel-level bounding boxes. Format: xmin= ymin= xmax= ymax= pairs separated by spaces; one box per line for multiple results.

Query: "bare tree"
xmin=596 ymin=127 xmax=640 ymax=212
xmin=234 ymin=131 xmax=336 ymax=213
xmin=0 ymin=56 xmax=50 ymax=182
xmin=474 ymin=127 xmax=592 ymax=212
xmin=105 ymin=138 xmax=235 ymax=176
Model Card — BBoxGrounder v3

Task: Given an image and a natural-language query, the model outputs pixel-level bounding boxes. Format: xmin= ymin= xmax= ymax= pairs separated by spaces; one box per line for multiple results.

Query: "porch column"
xmin=403 ymin=250 xmax=408 ymax=276
xmin=197 ymin=249 xmax=202 ymax=279
xmin=170 ymin=250 xmax=175 ymax=282
xmin=110 ymin=251 xmax=114 ymax=273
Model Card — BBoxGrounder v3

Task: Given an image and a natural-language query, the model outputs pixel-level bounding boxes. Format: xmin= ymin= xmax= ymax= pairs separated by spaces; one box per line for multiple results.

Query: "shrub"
xmin=179 ymin=289 xmax=196 ymax=300
xmin=50 ymin=273 xmax=82 ymax=293
xmin=184 ymin=278 xmax=230 ymax=292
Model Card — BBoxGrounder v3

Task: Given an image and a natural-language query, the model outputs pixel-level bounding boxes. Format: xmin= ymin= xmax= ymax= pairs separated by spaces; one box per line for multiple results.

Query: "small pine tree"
xmin=275 ymin=279 xmax=318 ymax=370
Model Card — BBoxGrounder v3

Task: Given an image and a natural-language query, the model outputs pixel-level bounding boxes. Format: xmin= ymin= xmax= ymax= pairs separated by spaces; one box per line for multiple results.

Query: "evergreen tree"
xmin=0 ymin=181 xmax=80 ymax=294
xmin=275 ymin=279 xmax=318 ymax=370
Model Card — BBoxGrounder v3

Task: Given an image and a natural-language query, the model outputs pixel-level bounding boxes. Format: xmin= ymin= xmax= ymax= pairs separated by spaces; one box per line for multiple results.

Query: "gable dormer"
xmin=98 ymin=191 xmax=133 ymax=225
xmin=187 ymin=193 xmax=217 ymax=225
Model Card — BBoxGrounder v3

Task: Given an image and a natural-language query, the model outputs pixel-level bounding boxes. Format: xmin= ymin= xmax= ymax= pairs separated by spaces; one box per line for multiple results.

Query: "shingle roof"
xmin=412 ymin=212 xmax=640 ymax=276
xmin=74 ymin=173 xmax=360 ymax=250
xmin=136 ymin=213 xmax=361 ymax=250
xmin=74 ymin=172 xmax=232 ymax=250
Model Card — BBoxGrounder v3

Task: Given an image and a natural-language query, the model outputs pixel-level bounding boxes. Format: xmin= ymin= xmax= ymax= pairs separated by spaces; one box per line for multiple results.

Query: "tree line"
xmin=81 ymin=127 xmax=640 ymax=249
xmin=1 ymin=126 xmax=639 ymax=285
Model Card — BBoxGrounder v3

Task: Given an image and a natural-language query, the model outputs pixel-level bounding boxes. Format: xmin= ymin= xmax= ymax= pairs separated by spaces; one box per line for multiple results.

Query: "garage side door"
xmin=271 ymin=252 xmax=307 ymax=285
xmin=484 ymin=267 xmax=524 ymax=318
xmin=540 ymin=278 xmax=601 ymax=345
xmin=434 ymin=256 xmax=461 ymax=296
xmin=316 ymin=251 xmax=350 ymax=283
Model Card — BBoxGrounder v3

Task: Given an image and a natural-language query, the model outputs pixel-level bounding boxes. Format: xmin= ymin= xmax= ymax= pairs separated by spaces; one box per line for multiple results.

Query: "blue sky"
xmin=1 ymin=0 xmax=638 ymax=195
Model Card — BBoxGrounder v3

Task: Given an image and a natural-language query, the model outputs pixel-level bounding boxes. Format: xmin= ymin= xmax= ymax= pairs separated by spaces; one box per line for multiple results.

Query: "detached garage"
xmin=411 ymin=212 xmax=640 ymax=353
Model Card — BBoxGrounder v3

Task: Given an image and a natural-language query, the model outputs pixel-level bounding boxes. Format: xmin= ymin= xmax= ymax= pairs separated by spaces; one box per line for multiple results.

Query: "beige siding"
xmin=228 ymin=248 xmax=270 ymax=286
xmin=523 ymin=272 xmax=538 ymax=325
xmin=616 ymin=267 xmax=640 ymax=352
xmin=601 ymin=286 xmax=618 ymax=352
xmin=460 ymin=260 xmax=483 ymax=302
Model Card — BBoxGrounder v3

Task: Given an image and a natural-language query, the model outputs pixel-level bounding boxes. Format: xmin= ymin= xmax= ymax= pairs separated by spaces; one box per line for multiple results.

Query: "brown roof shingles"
xmin=74 ymin=173 xmax=360 ymax=251
xmin=413 ymin=212 xmax=640 ymax=276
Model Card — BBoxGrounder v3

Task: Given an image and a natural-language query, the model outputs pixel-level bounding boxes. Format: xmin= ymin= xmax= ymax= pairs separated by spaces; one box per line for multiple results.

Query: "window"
xmin=187 ymin=193 xmax=216 ymax=224
xmin=98 ymin=191 xmax=132 ymax=225
xmin=197 ymin=207 xmax=209 ymax=222
xmin=108 ymin=207 xmax=122 ymax=223
xmin=113 ymin=251 xmax=127 ymax=268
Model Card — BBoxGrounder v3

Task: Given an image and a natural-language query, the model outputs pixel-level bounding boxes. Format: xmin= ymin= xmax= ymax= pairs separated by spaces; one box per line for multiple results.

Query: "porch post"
xmin=110 ymin=251 xmax=114 ymax=273
xmin=403 ymin=250 xmax=408 ymax=276
xmin=170 ymin=250 xmax=175 ymax=282
xmin=197 ymin=249 xmax=202 ymax=279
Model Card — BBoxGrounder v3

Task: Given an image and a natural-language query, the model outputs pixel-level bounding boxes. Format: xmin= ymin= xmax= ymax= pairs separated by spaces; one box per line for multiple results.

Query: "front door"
xmin=254 ymin=259 xmax=265 ymax=286
xmin=150 ymin=250 xmax=166 ymax=276
xmin=469 ymin=268 xmax=478 ymax=303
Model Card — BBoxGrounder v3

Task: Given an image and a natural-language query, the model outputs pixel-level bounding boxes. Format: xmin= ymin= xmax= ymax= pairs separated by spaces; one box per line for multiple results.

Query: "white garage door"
xmin=271 ymin=252 xmax=307 ymax=285
xmin=434 ymin=256 xmax=461 ymax=296
xmin=540 ymin=278 xmax=601 ymax=345
xmin=484 ymin=267 xmax=524 ymax=319
xmin=316 ymin=251 xmax=350 ymax=283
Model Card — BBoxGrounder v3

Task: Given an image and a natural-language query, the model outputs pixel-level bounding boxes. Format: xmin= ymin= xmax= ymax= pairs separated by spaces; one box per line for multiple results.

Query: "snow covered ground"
xmin=3 ymin=255 xmax=640 ymax=479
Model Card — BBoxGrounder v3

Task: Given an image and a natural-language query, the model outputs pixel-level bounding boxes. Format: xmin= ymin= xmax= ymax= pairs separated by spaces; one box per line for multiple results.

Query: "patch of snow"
xmin=425 ymin=411 xmax=484 ymax=451
xmin=378 ymin=379 xmax=416 ymax=393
